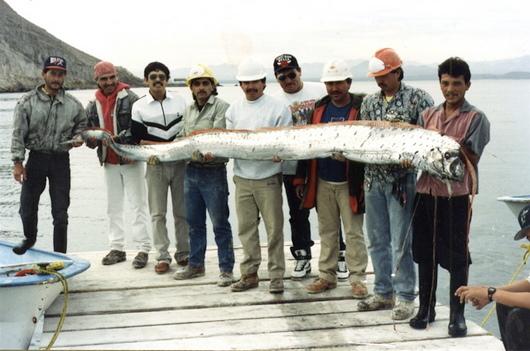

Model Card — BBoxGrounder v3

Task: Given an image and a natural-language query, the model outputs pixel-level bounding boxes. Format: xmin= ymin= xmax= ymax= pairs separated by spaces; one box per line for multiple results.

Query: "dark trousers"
xmin=497 ymin=303 xmax=530 ymax=351
xmin=19 ymin=151 xmax=71 ymax=253
xmin=283 ymin=175 xmax=313 ymax=256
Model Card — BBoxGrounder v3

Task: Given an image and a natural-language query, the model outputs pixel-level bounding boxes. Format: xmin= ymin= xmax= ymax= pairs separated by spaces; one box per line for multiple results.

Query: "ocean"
xmin=1 ymin=80 xmax=529 ymax=337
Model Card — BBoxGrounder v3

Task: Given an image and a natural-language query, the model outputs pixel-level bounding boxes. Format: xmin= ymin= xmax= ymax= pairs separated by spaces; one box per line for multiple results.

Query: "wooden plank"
xmin=50 ymin=322 xmax=496 ymax=350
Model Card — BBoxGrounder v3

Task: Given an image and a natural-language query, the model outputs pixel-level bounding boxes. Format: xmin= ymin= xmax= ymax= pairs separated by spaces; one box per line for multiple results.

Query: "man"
xmin=358 ymin=48 xmax=434 ymax=320
xmin=86 ymin=61 xmax=151 ymax=269
xmin=173 ymin=64 xmax=235 ymax=287
xmin=293 ymin=59 xmax=368 ymax=298
xmin=410 ymin=57 xmax=490 ymax=337
xmin=272 ymin=53 xmax=337 ymax=280
xmin=11 ymin=56 xmax=87 ymax=254
xmin=226 ymin=57 xmax=291 ymax=294
xmin=131 ymin=61 xmax=189 ymax=274
xmin=456 ymin=205 xmax=530 ymax=350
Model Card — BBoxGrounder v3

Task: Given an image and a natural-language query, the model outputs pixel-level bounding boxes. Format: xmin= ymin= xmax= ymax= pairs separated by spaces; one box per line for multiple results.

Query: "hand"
xmin=295 ymin=184 xmax=306 ymax=199
xmin=331 ymin=152 xmax=346 ymax=162
xmin=85 ymin=137 xmax=99 ymax=149
xmin=455 ymin=285 xmax=490 ymax=309
xmin=13 ymin=163 xmax=26 ymax=183
xmin=400 ymin=159 xmax=413 ymax=168
xmin=272 ymin=155 xmax=282 ymax=163
xmin=191 ymin=150 xmax=214 ymax=163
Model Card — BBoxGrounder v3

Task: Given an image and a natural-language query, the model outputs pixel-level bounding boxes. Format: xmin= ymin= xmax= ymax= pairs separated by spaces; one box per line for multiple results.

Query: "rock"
xmin=0 ymin=0 xmax=143 ymax=92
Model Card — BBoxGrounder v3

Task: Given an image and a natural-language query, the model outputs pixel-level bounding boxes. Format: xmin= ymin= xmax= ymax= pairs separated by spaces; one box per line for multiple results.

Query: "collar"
xmin=378 ymin=82 xmax=407 ymax=99
xmin=434 ymin=99 xmax=471 ymax=113
xmin=146 ymin=90 xmax=174 ymax=104
xmin=193 ymin=95 xmax=215 ymax=110
xmin=36 ymin=84 xmax=64 ymax=103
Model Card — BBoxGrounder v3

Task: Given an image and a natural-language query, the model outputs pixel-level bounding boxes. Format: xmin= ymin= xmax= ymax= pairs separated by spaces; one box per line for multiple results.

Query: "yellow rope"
xmin=34 ymin=262 xmax=69 ymax=350
xmin=481 ymin=243 xmax=530 ymax=327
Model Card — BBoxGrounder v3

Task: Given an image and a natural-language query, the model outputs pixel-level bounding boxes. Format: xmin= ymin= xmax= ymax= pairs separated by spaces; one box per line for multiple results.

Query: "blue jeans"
xmin=364 ymin=174 xmax=416 ymax=301
xmin=184 ymin=165 xmax=234 ymax=273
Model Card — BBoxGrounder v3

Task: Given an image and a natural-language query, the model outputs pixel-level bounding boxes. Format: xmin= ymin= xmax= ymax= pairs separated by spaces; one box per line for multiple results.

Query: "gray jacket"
xmin=11 ymin=85 xmax=87 ymax=162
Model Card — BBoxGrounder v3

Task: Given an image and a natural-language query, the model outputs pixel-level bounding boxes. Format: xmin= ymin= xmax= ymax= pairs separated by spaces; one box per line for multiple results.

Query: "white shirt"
xmin=132 ymin=91 xmax=186 ymax=141
xmin=274 ymin=82 xmax=327 ymax=175
xmin=226 ymin=94 xmax=292 ymax=180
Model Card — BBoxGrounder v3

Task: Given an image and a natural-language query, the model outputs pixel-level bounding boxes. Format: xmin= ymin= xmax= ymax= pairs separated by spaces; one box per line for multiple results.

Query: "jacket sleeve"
xmin=85 ymin=101 xmax=99 ymax=128
xmin=213 ymin=100 xmax=229 ymax=129
xmin=130 ymin=103 xmax=148 ymax=143
xmin=10 ymin=97 xmax=30 ymax=161
xmin=72 ymin=100 xmax=88 ymax=136
xmin=116 ymin=91 xmax=140 ymax=144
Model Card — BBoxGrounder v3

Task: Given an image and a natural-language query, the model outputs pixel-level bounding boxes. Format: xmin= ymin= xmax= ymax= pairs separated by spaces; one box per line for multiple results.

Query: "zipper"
xmin=159 ymin=100 xmax=167 ymax=126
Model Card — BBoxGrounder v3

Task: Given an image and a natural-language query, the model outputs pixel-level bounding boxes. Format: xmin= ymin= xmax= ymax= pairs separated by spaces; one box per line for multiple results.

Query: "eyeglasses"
xmin=148 ymin=73 xmax=167 ymax=81
xmin=191 ymin=80 xmax=212 ymax=87
xmin=277 ymin=71 xmax=297 ymax=81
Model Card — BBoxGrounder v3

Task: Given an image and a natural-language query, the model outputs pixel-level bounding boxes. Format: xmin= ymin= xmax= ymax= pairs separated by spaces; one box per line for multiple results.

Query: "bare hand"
xmin=13 ymin=163 xmax=26 ymax=183
xmin=295 ymin=184 xmax=305 ymax=199
xmin=455 ymin=285 xmax=490 ymax=309
xmin=85 ymin=137 xmax=99 ymax=149
xmin=331 ymin=152 xmax=346 ymax=162
xmin=272 ymin=155 xmax=282 ymax=163
xmin=400 ymin=159 xmax=413 ymax=168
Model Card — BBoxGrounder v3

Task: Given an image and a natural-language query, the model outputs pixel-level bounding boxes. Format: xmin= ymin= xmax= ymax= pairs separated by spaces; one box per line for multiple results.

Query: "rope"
xmin=480 ymin=243 xmax=530 ymax=327
xmin=34 ymin=263 xmax=69 ymax=350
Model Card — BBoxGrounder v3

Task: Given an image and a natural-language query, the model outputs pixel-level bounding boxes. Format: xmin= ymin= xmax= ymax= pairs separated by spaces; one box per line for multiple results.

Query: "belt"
xmin=187 ymin=162 xmax=226 ymax=169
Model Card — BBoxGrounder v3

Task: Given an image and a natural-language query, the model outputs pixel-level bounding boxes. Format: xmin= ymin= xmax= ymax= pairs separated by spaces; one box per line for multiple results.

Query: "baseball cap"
xmin=43 ymin=56 xmax=67 ymax=71
xmin=514 ymin=204 xmax=530 ymax=240
xmin=273 ymin=54 xmax=300 ymax=74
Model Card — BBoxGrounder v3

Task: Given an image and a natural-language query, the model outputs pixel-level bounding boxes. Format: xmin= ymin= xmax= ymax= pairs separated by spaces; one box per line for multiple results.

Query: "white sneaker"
xmin=291 ymin=249 xmax=311 ymax=280
xmin=336 ymin=250 xmax=349 ymax=280
xmin=391 ymin=299 xmax=415 ymax=320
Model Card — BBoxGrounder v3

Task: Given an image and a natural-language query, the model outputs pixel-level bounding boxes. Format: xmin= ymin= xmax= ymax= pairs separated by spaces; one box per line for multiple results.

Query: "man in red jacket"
xmin=294 ymin=59 xmax=368 ymax=298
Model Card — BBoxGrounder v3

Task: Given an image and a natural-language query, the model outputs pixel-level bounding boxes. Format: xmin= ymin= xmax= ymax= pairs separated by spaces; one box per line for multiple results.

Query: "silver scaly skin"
xmin=70 ymin=121 xmax=464 ymax=180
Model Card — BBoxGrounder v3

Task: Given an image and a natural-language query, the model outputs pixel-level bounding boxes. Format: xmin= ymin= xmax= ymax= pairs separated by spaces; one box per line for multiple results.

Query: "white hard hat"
xmin=320 ymin=59 xmax=352 ymax=82
xmin=236 ymin=57 xmax=267 ymax=81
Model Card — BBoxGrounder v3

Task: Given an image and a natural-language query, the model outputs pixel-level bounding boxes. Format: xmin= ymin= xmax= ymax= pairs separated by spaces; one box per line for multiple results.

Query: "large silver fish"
xmin=72 ymin=121 xmax=464 ymax=180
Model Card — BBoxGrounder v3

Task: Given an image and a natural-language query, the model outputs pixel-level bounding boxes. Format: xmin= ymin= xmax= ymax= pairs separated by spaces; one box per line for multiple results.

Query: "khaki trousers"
xmin=233 ymin=174 xmax=285 ymax=279
xmin=316 ymin=178 xmax=367 ymax=283
xmin=146 ymin=161 xmax=189 ymax=262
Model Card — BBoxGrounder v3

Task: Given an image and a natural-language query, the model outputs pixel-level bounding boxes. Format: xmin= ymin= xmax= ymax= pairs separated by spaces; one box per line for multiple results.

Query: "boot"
xmin=12 ymin=238 xmax=36 ymax=255
xmin=448 ymin=267 xmax=468 ymax=337
xmin=410 ymin=262 xmax=437 ymax=329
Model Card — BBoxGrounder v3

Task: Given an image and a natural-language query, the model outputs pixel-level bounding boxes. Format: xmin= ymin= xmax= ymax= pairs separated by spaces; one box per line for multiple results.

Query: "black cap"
xmin=273 ymin=54 xmax=300 ymax=74
xmin=514 ymin=204 xmax=530 ymax=240
xmin=43 ymin=56 xmax=67 ymax=71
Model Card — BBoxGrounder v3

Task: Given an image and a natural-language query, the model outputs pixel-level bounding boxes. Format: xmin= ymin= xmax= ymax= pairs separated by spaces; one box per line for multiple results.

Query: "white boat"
xmin=497 ymin=194 xmax=530 ymax=218
xmin=0 ymin=240 xmax=90 ymax=349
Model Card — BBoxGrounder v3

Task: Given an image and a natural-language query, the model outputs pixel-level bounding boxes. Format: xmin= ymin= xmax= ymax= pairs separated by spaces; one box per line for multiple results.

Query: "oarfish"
xmin=71 ymin=121 xmax=464 ymax=180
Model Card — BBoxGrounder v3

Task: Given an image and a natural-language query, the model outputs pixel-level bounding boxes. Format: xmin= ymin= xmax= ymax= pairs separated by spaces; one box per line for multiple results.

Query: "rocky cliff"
xmin=0 ymin=0 xmax=142 ymax=92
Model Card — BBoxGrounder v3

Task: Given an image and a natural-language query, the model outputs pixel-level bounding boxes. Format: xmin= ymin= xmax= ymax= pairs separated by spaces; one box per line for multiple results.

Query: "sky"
xmin=5 ymin=0 xmax=530 ymax=73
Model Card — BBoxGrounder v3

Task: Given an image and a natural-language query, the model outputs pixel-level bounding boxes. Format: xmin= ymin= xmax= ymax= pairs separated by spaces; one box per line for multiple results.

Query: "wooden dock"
xmin=39 ymin=245 xmax=504 ymax=350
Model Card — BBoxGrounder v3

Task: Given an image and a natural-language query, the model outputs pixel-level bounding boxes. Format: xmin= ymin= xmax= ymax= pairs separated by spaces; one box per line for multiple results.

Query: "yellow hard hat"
xmin=186 ymin=64 xmax=218 ymax=86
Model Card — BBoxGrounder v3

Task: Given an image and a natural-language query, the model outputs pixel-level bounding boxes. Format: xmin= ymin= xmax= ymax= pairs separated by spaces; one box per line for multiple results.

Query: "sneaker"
xmin=351 ymin=281 xmax=369 ymax=299
xmin=217 ymin=272 xmax=235 ymax=287
xmin=291 ymin=249 xmax=311 ymax=280
xmin=102 ymin=250 xmax=126 ymax=265
xmin=132 ymin=252 xmax=148 ymax=269
xmin=231 ymin=273 xmax=259 ymax=292
xmin=357 ymin=294 xmax=395 ymax=311
xmin=336 ymin=250 xmax=349 ymax=280
xmin=269 ymin=278 xmax=284 ymax=294
xmin=391 ymin=300 xmax=415 ymax=320
xmin=173 ymin=266 xmax=205 ymax=280
xmin=306 ymin=278 xmax=337 ymax=294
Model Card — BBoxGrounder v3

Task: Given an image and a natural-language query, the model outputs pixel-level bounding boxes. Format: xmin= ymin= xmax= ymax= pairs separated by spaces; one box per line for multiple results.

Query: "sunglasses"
xmin=277 ymin=71 xmax=297 ymax=81
xmin=148 ymin=73 xmax=167 ymax=81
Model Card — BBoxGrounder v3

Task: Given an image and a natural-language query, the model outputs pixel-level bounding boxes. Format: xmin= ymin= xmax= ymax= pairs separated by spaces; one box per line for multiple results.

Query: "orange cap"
xmin=367 ymin=48 xmax=402 ymax=77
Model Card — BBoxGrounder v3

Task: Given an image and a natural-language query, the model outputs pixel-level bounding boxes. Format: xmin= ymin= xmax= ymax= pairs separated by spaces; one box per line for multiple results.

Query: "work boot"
xmin=12 ymin=238 xmax=36 ymax=255
xmin=306 ymin=278 xmax=337 ymax=294
xmin=217 ymin=272 xmax=235 ymax=287
xmin=101 ymin=250 xmax=126 ymax=265
xmin=448 ymin=267 xmax=468 ymax=337
xmin=336 ymin=250 xmax=349 ymax=280
xmin=231 ymin=273 xmax=259 ymax=292
xmin=132 ymin=252 xmax=149 ymax=269
xmin=410 ymin=262 xmax=437 ymax=329
xmin=173 ymin=266 xmax=205 ymax=280
xmin=351 ymin=281 xmax=368 ymax=299
xmin=269 ymin=278 xmax=284 ymax=294
xmin=392 ymin=300 xmax=416 ymax=320
xmin=357 ymin=294 xmax=394 ymax=311
xmin=291 ymin=249 xmax=311 ymax=280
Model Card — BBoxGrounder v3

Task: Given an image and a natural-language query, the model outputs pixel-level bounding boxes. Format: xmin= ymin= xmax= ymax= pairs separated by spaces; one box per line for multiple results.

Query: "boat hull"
xmin=497 ymin=195 xmax=530 ymax=218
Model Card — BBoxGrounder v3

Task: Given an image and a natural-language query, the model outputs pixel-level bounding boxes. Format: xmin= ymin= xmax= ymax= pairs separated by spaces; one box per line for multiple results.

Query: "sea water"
xmin=1 ymin=80 xmax=529 ymax=337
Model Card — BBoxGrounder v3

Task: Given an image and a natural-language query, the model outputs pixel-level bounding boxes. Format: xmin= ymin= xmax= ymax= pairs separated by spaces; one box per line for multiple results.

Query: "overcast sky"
xmin=6 ymin=0 xmax=530 ymax=72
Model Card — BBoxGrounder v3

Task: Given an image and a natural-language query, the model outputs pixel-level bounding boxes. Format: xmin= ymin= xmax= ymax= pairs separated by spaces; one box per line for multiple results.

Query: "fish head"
xmin=424 ymin=148 xmax=464 ymax=181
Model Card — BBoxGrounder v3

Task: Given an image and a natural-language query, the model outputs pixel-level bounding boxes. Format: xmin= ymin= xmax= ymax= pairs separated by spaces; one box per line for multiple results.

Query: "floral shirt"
xmin=360 ymin=82 xmax=434 ymax=189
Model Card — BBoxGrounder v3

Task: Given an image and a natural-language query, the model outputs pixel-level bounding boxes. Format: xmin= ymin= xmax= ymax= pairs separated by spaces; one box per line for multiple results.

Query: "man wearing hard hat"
xmin=293 ymin=59 xmax=368 ymax=298
xmin=225 ymin=57 xmax=292 ymax=294
xmin=173 ymin=64 xmax=235 ymax=288
xmin=357 ymin=48 xmax=434 ymax=321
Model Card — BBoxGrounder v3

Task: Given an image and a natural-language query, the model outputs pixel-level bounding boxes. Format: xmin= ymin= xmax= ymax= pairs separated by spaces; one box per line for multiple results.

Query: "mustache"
xmin=245 ymin=88 xmax=258 ymax=93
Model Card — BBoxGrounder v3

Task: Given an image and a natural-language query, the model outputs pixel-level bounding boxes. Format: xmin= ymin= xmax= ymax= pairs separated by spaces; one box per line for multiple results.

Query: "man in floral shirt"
xmin=357 ymin=48 xmax=434 ymax=321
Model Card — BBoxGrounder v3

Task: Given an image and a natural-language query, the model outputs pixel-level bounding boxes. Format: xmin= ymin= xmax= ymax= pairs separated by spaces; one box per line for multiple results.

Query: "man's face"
xmin=145 ymin=69 xmax=168 ymax=95
xmin=276 ymin=68 xmax=302 ymax=94
xmin=190 ymin=78 xmax=214 ymax=101
xmin=97 ymin=73 xmax=118 ymax=96
xmin=240 ymin=80 xmax=265 ymax=101
xmin=440 ymin=74 xmax=470 ymax=106
xmin=42 ymin=69 xmax=65 ymax=91
xmin=325 ymin=80 xmax=351 ymax=105
xmin=374 ymin=70 xmax=400 ymax=95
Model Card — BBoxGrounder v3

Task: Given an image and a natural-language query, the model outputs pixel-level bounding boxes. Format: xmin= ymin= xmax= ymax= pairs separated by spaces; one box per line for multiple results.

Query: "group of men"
xmin=10 ymin=49 xmax=491 ymax=339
